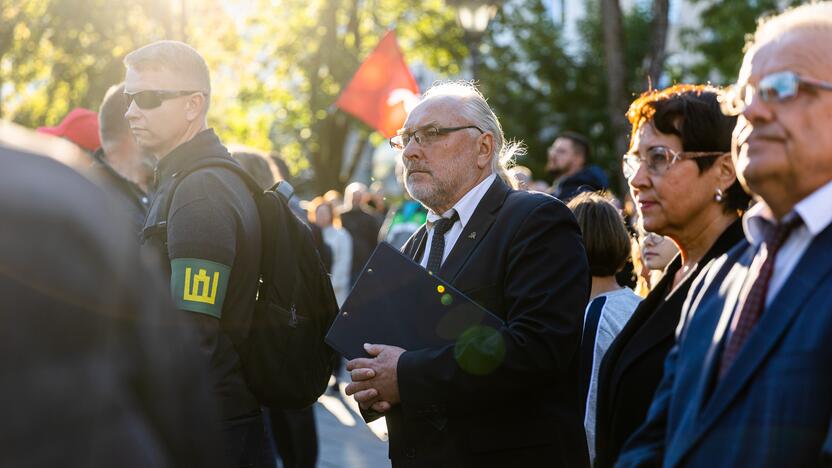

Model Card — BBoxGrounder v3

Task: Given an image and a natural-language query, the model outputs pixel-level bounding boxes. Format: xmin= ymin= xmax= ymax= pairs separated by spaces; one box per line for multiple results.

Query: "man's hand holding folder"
xmin=344 ymin=343 xmax=403 ymax=413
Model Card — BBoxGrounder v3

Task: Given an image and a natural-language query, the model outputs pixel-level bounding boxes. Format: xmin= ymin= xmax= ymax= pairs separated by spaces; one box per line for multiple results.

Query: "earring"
xmin=714 ymin=188 xmax=724 ymax=202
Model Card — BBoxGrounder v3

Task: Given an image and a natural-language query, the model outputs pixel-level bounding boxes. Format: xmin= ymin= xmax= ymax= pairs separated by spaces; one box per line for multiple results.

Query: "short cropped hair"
xmin=558 ymin=131 xmax=591 ymax=163
xmin=98 ymin=83 xmax=130 ymax=144
xmin=420 ymin=81 xmax=525 ymax=183
xmin=748 ymin=2 xmax=832 ymax=52
xmin=124 ymin=40 xmax=211 ymax=97
xmin=627 ymin=84 xmax=751 ymax=215
xmin=567 ymin=191 xmax=631 ymax=277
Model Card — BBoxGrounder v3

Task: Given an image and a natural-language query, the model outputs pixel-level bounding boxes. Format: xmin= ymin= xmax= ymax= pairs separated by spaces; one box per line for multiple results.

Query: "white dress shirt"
xmin=419 ymin=173 xmax=496 ymax=269
xmin=742 ymin=179 xmax=832 ymax=305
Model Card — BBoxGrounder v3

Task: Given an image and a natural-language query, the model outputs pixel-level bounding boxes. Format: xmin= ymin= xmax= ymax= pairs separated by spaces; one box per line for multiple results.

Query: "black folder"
xmin=324 ymin=242 xmax=505 ymax=360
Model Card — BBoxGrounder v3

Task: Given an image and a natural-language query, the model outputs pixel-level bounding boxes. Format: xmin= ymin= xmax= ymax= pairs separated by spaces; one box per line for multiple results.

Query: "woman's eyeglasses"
xmin=124 ymin=90 xmax=204 ymax=110
xmin=622 ymin=146 xmax=725 ymax=180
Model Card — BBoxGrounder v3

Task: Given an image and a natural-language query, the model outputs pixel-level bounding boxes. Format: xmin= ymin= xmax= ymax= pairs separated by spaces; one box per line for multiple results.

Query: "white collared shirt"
xmin=742 ymin=179 xmax=832 ymax=305
xmin=419 ymin=173 xmax=497 ymax=269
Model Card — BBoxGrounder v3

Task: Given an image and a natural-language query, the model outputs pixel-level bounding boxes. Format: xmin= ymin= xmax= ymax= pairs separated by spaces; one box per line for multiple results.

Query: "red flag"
xmin=336 ymin=31 xmax=420 ymax=138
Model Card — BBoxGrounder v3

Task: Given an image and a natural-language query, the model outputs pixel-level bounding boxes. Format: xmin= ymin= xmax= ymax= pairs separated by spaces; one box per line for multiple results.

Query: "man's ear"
xmin=184 ymin=92 xmax=207 ymax=121
xmin=476 ymin=132 xmax=494 ymax=169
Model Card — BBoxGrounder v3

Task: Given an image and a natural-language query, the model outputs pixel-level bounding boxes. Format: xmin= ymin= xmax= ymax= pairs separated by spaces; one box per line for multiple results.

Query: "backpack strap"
xmin=142 ymin=156 xmax=304 ymax=314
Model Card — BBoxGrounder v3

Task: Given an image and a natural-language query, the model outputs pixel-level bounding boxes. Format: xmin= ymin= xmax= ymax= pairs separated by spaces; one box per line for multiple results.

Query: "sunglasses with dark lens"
xmin=124 ymin=90 xmax=203 ymax=110
xmin=720 ymin=70 xmax=832 ymax=116
xmin=622 ymin=146 xmax=725 ymax=180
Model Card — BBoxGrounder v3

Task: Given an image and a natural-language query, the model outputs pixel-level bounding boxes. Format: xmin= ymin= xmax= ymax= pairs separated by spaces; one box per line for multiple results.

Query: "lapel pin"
xmin=468 ymin=232 xmax=477 ymax=240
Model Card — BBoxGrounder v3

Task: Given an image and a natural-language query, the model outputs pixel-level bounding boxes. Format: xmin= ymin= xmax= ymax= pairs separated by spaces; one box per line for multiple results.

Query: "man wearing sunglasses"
xmin=344 ymin=81 xmax=591 ymax=467
xmin=125 ymin=41 xmax=273 ymax=467
xmin=618 ymin=3 xmax=832 ymax=467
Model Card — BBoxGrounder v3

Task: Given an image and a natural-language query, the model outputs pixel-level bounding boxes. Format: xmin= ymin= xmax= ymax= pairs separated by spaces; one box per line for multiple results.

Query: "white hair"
xmin=420 ymin=81 xmax=525 ymax=183
xmin=748 ymin=1 xmax=832 ymax=52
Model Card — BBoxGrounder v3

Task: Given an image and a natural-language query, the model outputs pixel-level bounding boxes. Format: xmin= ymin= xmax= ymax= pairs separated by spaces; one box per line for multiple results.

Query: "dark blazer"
xmin=617 ymin=222 xmax=832 ymax=468
xmin=373 ymin=177 xmax=590 ymax=468
xmin=594 ymin=220 xmax=744 ymax=468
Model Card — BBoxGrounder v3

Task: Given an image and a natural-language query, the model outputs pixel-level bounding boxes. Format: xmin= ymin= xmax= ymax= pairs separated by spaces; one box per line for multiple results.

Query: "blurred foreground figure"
xmin=0 ymin=146 xmax=222 ymax=468
xmin=619 ymin=3 xmax=832 ymax=467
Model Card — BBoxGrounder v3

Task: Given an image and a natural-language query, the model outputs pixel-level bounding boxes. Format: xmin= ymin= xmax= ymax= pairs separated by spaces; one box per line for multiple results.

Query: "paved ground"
xmin=310 ymin=363 xmax=390 ymax=468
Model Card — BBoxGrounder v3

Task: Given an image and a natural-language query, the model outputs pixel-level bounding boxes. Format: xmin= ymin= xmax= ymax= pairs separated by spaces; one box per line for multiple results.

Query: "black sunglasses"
xmin=124 ymin=90 xmax=204 ymax=110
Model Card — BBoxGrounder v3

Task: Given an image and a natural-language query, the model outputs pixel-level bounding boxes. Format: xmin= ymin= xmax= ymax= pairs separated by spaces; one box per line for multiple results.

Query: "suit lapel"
xmin=612 ymin=221 xmax=745 ymax=400
xmin=438 ymin=178 xmax=510 ymax=282
xmin=665 ymin=248 xmax=753 ymax=466
xmin=679 ymin=223 xmax=832 ymax=462
xmin=604 ymin=260 xmax=678 ymax=404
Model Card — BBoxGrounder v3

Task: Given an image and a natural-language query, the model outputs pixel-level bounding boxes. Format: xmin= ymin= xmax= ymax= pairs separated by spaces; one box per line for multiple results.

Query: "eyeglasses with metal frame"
xmin=389 ymin=125 xmax=484 ymax=150
xmin=622 ymin=146 xmax=726 ymax=180
xmin=719 ymin=70 xmax=832 ymax=116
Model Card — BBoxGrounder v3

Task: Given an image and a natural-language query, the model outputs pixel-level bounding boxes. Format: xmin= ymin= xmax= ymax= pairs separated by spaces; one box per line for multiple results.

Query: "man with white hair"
xmin=345 ymin=81 xmax=591 ymax=467
xmin=125 ymin=41 xmax=272 ymax=467
xmin=618 ymin=3 xmax=832 ymax=467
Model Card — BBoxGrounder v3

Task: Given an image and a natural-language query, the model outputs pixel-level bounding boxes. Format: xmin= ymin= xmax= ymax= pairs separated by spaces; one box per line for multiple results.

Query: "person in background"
xmin=307 ymin=196 xmax=353 ymax=306
xmin=567 ymin=191 xmax=642 ymax=467
xmin=340 ymin=182 xmax=381 ymax=284
xmin=546 ymin=131 xmax=609 ymax=201
xmin=508 ymin=165 xmax=533 ymax=190
xmin=593 ymin=84 xmax=751 ymax=468
xmin=37 ymin=107 xmax=102 ymax=154
xmin=88 ymin=84 xmax=154 ymax=235
xmin=638 ymin=229 xmax=680 ymax=289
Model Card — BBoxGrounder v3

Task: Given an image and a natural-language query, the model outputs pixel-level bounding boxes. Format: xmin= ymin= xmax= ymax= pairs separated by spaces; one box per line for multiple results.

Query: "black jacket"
xmin=84 ymin=148 xmax=149 ymax=237
xmin=593 ymin=220 xmax=745 ymax=468
xmin=551 ymin=165 xmax=609 ymax=202
xmin=372 ymin=178 xmax=591 ymax=468
xmin=141 ymin=129 xmax=261 ymax=422
xmin=341 ymin=207 xmax=381 ymax=283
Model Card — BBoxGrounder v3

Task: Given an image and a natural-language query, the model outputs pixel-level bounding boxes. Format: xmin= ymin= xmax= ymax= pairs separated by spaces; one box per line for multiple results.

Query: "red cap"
xmin=37 ymin=108 xmax=101 ymax=152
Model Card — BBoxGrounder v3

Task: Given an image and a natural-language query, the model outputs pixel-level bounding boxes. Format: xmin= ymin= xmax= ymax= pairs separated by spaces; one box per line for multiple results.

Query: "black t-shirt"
xmin=142 ymin=129 xmax=262 ymax=422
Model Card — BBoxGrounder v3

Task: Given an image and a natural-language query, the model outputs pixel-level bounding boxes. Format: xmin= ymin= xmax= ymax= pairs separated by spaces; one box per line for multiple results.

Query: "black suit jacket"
xmin=374 ymin=177 xmax=590 ymax=468
xmin=593 ymin=220 xmax=744 ymax=468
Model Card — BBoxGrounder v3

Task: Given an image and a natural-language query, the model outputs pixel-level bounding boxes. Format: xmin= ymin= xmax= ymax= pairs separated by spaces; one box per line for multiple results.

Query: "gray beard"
xmin=405 ymin=176 xmax=454 ymax=214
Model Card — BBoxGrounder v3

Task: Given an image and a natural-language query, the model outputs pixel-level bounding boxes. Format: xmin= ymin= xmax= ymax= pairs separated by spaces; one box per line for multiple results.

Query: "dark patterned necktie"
xmin=718 ymin=215 xmax=803 ymax=380
xmin=426 ymin=212 xmax=459 ymax=274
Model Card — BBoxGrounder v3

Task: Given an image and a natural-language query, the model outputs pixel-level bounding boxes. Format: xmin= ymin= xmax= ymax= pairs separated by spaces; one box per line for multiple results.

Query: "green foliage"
xmin=681 ymin=0 xmax=807 ymax=84
xmin=479 ymin=0 xmax=654 ymax=195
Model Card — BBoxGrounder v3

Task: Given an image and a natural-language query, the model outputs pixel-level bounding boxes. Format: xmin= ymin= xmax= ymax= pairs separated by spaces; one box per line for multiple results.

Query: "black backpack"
xmin=157 ymin=157 xmax=338 ymax=409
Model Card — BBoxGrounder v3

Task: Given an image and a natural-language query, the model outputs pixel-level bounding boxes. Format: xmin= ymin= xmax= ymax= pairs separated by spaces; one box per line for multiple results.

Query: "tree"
xmin=681 ymin=0 xmax=806 ymax=84
xmin=2 ymin=0 xmax=178 ymax=125
xmin=478 ymin=0 xmax=658 ymax=196
xmin=234 ymin=0 xmax=466 ymax=193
